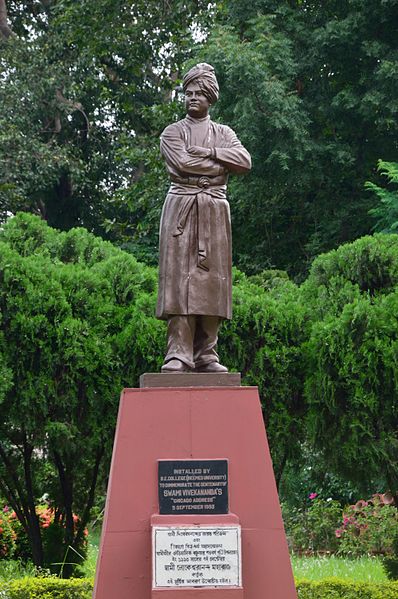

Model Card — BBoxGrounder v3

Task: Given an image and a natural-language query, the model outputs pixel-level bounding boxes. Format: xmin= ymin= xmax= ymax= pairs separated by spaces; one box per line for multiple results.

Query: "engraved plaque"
xmin=152 ymin=526 xmax=242 ymax=588
xmin=158 ymin=459 xmax=228 ymax=515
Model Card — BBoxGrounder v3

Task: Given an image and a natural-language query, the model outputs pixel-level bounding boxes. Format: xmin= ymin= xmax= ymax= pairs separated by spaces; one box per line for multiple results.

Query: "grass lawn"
xmin=0 ymin=559 xmax=37 ymax=582
xmin=82 ymin=527 xmax=101 ymax=578
xmin=292 ymin=554 xmax=387 ymax=582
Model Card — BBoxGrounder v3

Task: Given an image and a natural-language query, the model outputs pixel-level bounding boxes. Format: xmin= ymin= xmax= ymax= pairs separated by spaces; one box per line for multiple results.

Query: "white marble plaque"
xmin=152 ymin=525 xmax=242 ymax=588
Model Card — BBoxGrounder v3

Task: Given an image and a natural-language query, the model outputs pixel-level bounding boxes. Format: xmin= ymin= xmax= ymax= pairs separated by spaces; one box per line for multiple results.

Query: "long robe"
xmin=156 ymin=114 xmax=251 ymax=320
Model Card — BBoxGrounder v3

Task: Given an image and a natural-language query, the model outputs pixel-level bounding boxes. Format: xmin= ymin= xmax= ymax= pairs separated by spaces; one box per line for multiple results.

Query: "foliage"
xmin=0 ymin=559 xmax=38 ymax=582
xmin=0 ymin=577 xmax=92 ymax=598
xmin=196 ymin=14 xmax=312 ymax=274
xmin=0 ymin=0 xmax=214 ymax=241
xmin=296 ymin=578 xmax=398 ymax=599
xmin=283 ymin=498 xmax=342 ymax=554
xmin=302 ymin=234 xmax=398 ymax=493
xmin=2 ymin=0 xmax=398 ymax=276
xmin=383 ymin=536 xmax=398 ymax=581
xmin=221 ymin=269 xmax=309 ymax=484
xmin=0 ymin=506 xmax=16 ymax=559
xmin=0 ymin=212 xmax=164 ymax=574
xmin=367 ymin=161 xmax=398 ymax=234
xmin=279 ymin=445 xmax=364 ymax=509
xmin=336 ymin=495 xmax=398 ymax=557
xmin=194 ymin=0 xmax=398 ymax=275
xmin=3 ymin=505 xmax=89 ymax=574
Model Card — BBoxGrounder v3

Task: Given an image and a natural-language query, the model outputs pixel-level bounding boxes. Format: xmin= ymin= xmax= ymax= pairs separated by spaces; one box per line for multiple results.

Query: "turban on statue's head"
xmin=182 ymin=63 xmax=219 ymax=104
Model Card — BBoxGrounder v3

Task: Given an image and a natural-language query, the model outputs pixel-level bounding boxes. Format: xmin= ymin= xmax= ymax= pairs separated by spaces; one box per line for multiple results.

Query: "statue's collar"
xmin=185 ymin=114 xmax=210 ymax=124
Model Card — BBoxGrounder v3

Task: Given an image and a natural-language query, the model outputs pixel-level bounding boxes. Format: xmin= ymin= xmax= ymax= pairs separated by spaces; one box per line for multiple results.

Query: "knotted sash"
xmin=170 ymin=181 xmax=226 ymax=273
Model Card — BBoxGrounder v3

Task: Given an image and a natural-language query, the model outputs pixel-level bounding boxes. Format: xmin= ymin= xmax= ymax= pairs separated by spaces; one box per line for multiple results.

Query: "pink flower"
xmin=309 ymin=493 xmax=318 ymax=500
xmin=335 ymin=529 xmax=342 ymax=538
xmin=3 ymin=506 xmax=9 ymax=513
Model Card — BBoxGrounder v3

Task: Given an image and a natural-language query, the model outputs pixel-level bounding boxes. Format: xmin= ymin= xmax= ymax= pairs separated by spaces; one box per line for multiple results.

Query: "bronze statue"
xmin=156 ymin=63 xmax=251 ymax=372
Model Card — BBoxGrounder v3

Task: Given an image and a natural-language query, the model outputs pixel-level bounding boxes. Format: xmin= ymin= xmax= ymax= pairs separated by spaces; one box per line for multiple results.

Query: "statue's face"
xmin=185 ymin=82 xmax=210 ymax=118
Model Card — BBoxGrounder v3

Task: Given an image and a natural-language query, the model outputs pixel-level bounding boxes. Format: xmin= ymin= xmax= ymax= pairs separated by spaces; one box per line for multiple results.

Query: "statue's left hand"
xmin=187 ymin=146 xmax=212 ymax=158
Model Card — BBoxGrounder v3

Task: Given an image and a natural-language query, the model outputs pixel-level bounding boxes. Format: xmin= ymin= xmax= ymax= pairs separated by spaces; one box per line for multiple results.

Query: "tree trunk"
xmin=53 ymin=450 xmax=74 ymax=545
xmin=26 ymin=512 xmax=44 ymax=566
xmin=0 ymin=440 xmax=44 ymax=566
xmin=0 ymin=0 xmax=12 ymax=40
xmin=274 ymin=451 xmax=288 ymax=492
xmin=74 ymin=444 xmax=104 ymax=548
xmin=23 ymin=436 xmax=44 ymax=566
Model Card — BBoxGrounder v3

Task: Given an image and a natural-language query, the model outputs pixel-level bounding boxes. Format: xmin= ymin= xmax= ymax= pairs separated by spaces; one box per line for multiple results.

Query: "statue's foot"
xmin=196 ymin=362 xmax=228 ymax=373
xmin=161 ymin=359 xmax=191 ymax=373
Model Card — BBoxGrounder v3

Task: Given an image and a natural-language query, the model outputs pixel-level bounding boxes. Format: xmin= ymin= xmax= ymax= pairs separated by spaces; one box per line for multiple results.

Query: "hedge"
xmin=0 ymin=578 xmax=92 ymax=598
xmin=1 ymin=578 xmax=398 ymax=598
xmin=296 ymin=578 xmax=398 ymax=598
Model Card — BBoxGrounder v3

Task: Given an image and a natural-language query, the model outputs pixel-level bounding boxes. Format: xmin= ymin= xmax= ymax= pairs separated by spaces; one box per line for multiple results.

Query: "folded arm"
xmin=160 ymin=125 xmax=224 ymax=176
xmin=213 ymin=127 xmax=252 ymax=174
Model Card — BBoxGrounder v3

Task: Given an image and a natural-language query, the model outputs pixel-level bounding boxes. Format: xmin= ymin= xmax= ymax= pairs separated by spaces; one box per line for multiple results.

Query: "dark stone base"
xmin=140 ymin=372 xmax=241 ymax=388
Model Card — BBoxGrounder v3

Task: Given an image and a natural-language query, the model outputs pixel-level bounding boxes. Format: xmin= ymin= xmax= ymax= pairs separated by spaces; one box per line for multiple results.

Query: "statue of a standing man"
xmin=156 ymin=63 xmax=251 ymax=373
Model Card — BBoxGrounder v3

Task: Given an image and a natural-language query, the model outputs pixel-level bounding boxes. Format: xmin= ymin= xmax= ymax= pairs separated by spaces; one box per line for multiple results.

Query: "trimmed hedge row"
xmin=1 ymin=578 xmax=398 ymax=598
xmin=296 ymin=578 xmax=398 ymax=598
xmin=0 ymin=578 xmax=92 ymax=598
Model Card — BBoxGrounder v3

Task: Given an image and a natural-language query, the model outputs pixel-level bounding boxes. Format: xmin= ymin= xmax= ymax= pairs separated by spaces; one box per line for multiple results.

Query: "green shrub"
xmin=283 ymin=499 xmax=342 ymax=553
xmin=0 ymin=577 xmax=93 ymax=598
xmin=383 ymin=536 xmax=398 ymax=581
xmin=296 ymin=578 xmax=398 ymax=598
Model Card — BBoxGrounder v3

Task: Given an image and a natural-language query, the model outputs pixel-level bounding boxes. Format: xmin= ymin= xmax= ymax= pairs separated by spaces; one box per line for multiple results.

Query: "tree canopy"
xmin=1 ymin=0 xmax=398 ymax=274
xmin=0 ymin=0 xmax=213 ymax=261
xmin=197 ymin=0 xmax=398 ymax=274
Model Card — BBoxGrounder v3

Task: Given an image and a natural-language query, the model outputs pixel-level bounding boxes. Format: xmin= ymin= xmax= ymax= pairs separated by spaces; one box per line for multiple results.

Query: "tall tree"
xmin=195 ymin=0 xmax=398 ymax=275
xmin=0 ymin=0 xmax=213 ymax=247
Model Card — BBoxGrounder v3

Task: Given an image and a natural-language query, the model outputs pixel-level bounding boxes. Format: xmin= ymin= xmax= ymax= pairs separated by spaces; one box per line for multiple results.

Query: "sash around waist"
xmin=169 ymin=188 xmax=229 ymax=273
xmin=168 ymin=182 xmax=227 ymax=198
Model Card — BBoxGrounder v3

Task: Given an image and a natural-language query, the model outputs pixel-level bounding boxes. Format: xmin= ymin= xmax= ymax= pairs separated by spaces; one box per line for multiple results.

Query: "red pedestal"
xmin=93 ymin=386 xmax=297 ymax=599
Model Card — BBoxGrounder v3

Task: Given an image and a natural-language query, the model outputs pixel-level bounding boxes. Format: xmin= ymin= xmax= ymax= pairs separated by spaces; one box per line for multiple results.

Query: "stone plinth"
xmin=140 ymin=372 xmax=241 ymax=388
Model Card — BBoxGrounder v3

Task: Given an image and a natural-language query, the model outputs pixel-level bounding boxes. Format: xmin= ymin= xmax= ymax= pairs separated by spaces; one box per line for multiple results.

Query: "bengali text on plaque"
xmin=152 ymin=526 xmax=242 ymax=588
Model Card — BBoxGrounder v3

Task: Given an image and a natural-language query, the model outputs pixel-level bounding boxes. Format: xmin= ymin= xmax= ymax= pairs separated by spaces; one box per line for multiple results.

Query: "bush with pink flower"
xmin=283 ymin=491 xmax=398 ymax=557
xmin=335 ymin=493 xmax=398 ymax=556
